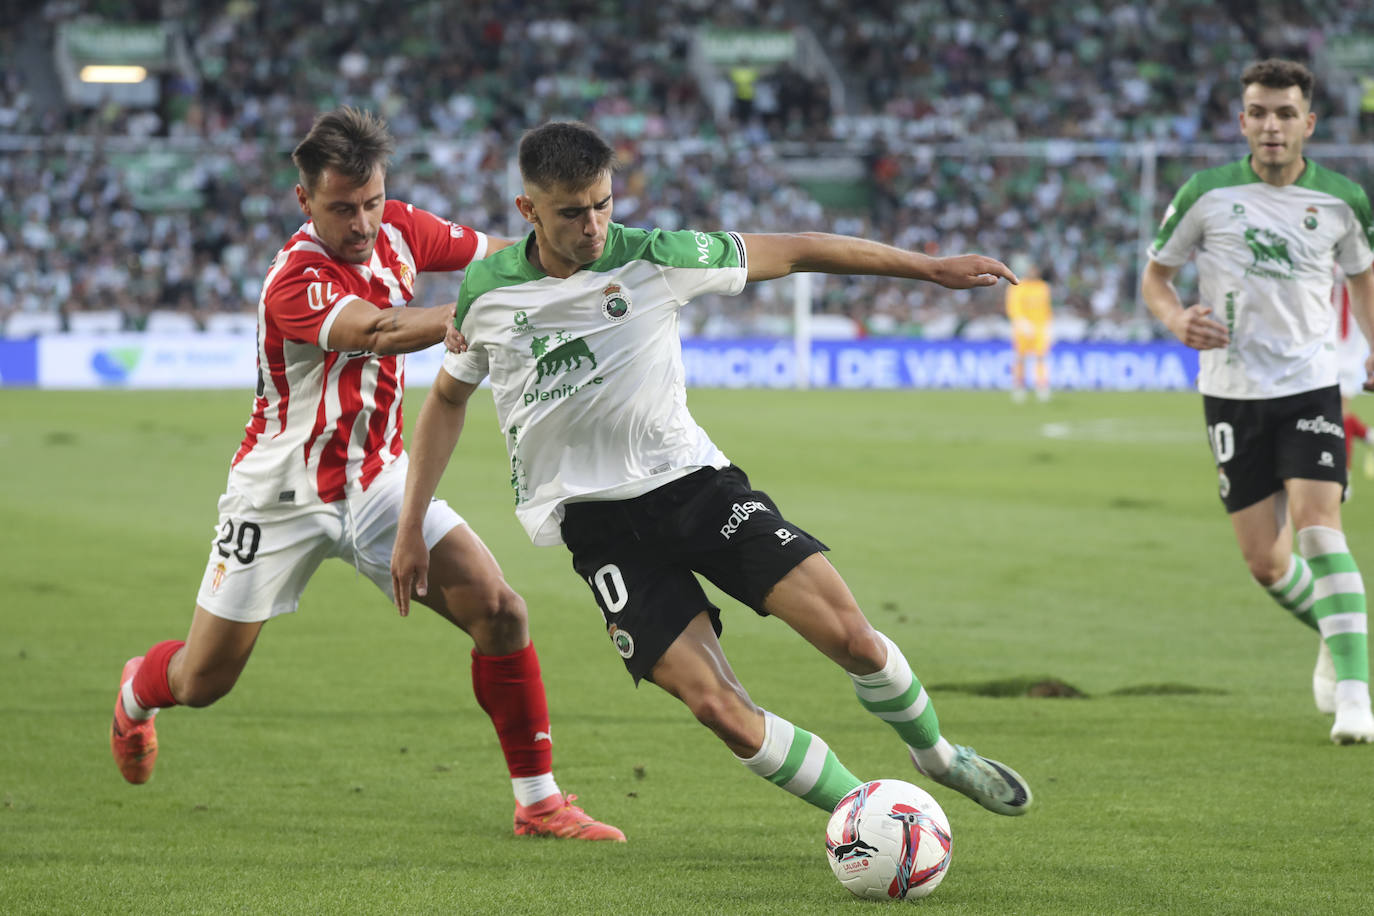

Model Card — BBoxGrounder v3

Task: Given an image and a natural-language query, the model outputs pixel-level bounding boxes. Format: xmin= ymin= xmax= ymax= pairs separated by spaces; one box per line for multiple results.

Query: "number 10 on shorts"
xmin=589 ymin=564 xmax=628 ymax=614
xmin=1208 ymin=421 xmax=1235 ymax=463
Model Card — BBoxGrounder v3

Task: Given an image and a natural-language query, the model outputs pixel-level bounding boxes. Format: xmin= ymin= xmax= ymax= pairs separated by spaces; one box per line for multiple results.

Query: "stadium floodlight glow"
xmin=79 ymin=65 xmax=148 ymax=84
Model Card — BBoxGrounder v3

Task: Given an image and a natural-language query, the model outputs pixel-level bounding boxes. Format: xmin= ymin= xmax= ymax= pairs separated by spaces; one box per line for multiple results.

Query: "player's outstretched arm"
xmin=1140 ymin=259 xmax=1229 ymax=350
xmin=739 ymin=232 xmax=1018 ymax=288
xmin=327 ymin=299 xmax=457 ymax=356
xmin=391 ymin=370 xmax=478 ymax=616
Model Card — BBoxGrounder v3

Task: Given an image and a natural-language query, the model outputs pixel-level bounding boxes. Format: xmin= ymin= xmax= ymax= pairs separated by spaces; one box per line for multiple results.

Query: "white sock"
xmin=910 ymin=737 xmax=956 ymax=775
xmin=1335 ymin=680 xmax=1372 ymax=709
xmin=512 ymin=774 xmax=560 ymax=807
xmin=737 ymin=712 xmax=779 ymax=769
xmin=121 ymin=679 xmax=156 ymax=721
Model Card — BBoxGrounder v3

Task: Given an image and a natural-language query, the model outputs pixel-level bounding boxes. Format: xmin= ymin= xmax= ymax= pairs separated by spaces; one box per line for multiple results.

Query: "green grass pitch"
xmin=2 ymin=386 xmax=1372 ymax=915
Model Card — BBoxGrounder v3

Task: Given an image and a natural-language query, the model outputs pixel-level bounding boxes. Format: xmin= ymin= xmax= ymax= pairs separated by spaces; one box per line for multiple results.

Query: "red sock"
xmin=131 ymin=639 xmax=185 ymax=709
xmin=471 ymin=642 xmax=552 ymax=778
xmin=1346 ymin=415 xmax=1368 ymax=465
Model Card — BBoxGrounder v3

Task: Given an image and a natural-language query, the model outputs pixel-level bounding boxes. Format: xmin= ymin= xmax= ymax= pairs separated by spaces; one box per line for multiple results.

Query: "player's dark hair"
xmin=1241 ymin=59 xmax=1314 ymax=102
xmin=292 ymin=107 xmax=394 ymax=195
xmin=518 ymin=121 xmax=618 ymax=190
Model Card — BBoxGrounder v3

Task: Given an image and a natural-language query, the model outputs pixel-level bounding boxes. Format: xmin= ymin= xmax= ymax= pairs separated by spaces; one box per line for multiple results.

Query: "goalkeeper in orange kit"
xmin=1006 ymin=262 xmax=1052 ymax=402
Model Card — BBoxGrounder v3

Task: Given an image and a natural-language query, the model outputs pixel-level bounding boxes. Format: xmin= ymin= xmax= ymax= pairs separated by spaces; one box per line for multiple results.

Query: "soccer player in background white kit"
xmin=1141 ymin=60 xmax=1374 ymax=744
xmin=109 ymin=108 xmax=623 ymax=840
xmin=393 ymin=120 xmax=1034 ymax=823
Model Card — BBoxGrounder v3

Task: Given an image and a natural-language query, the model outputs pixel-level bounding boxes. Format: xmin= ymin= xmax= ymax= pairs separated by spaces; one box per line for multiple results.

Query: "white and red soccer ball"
xmin=825 ymin=779 xmax=953 ymax=901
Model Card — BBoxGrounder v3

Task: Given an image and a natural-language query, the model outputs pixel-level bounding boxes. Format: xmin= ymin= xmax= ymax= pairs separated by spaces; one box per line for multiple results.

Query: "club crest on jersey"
xmin=1304 ymin=206 xmax=1319 ymax=231
xmin=601 ymin=283 xmax=631 ymax=322
xmin=397 ymin=262 xmax=415 ymax=293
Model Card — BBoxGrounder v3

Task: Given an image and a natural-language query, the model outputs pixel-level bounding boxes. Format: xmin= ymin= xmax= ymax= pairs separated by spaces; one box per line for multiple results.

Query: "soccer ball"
xmin=825 ymin=779 xmax=953 ymax=901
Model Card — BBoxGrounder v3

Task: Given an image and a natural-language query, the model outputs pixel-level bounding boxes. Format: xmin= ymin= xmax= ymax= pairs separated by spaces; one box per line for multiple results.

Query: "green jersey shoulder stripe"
xmin=1152 ymin=157 xmax=1374 ymax=254
xmin=456 ymin=223 xmax=745 ymax=327
xmin=598 ymin=224 xmax=747 ymax=273
xmin=1152 ymin=158 xmax=1257 ymax=251
xmin=1299 ymin=159 xmax=1374 ymax=247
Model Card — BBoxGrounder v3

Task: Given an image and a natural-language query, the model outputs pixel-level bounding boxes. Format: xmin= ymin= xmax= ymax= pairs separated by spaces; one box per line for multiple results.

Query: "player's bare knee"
xmin=490 ymin=586 xmax=529 ymax=643
xmin=831 ymin=624 xmax=885 ymax=674
xmin=1248 ymin=556 xmax=1289 ymax=588
xmin=460 ymin=582 xmax=529 ymax=648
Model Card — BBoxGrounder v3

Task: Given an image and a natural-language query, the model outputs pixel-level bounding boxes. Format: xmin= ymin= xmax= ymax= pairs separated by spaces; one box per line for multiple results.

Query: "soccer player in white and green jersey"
xmin=1142 ymin=59 xmax=1374 ymax=744
xmin=392 ymin=121 xmax=1034 ymax=823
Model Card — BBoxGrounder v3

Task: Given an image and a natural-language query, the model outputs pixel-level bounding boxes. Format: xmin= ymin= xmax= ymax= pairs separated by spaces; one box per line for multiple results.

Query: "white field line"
xmin=1041 ymin=418 xmax=1199 ymax=443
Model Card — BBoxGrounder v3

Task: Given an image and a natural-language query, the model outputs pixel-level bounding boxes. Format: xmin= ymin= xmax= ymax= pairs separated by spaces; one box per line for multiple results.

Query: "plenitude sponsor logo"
xmin=522 ymin=376 xmax=604 ymax=405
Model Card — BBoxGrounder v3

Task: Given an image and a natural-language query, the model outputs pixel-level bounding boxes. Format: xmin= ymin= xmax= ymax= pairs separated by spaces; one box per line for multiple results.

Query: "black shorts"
xmin=559 ymin=465 xmax=828 ymax=684
xmin=1202 ymin=386 xmax=1346 ymax=513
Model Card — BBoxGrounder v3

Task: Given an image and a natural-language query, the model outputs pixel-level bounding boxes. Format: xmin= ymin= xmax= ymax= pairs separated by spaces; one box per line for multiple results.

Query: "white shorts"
xmin=195 ymin=455 xmax=464 ymax=622
xmin=1338 ymin=331 xmax=1370 ymax=399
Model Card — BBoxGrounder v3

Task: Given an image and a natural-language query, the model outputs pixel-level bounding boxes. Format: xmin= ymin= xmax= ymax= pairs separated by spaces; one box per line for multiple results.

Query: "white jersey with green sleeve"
xmin=1149 ymin=157 xmax=1374 ymax=399
xmin=441 ymin=222 xmax=748 ymax=545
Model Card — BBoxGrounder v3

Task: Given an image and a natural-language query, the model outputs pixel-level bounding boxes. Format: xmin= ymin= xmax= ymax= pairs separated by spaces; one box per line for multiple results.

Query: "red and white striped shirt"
xmin=229 ymin=199 xmax=487 ymax=507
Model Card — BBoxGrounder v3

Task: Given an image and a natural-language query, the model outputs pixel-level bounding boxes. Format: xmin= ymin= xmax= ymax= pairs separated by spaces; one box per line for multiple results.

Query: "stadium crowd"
xmin=3 ymin=0 xmax=1373 ymax=338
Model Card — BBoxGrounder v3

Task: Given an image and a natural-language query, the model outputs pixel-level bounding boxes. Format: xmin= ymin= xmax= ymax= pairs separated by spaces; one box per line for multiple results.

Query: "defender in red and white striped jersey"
xmin=230 ymin=196 xmax=487 ymax=507
xmin=107 ymin=108 xmax=624 ymax=842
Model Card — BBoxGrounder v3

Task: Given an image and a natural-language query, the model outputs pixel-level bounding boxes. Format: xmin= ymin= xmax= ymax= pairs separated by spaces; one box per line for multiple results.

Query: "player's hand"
xmin=1167 ymin=304 xmax=1229 ymax=350
xmin=929 ymin=254 xmax=1019 ymax=289
xmin=444 ymin=323 xmax=468 ymax=354
xmin=390 ymin=526 xmax=429 ymax=617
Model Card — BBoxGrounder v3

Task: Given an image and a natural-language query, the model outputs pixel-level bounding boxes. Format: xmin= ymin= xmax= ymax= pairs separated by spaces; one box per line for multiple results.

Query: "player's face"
xmin=1239 ymin=84 xmax=1315 ymax=179
xmin=297 ymin=166 xmax=386 ymax=264
xmin=519 ymin=171 xmax=613 ymax=277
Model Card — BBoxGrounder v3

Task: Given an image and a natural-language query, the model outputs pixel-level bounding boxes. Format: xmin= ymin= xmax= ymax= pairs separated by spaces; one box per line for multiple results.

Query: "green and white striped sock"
xmin=1298 ymin=526 xmax=1370 ymax=686
xmin=851 ymin=632 xmax=955 ymax=773
xmin=1260 ymin=554 xmax=1318 ymax=630
xmin=736 ymin=712 xmax=861 ymax=812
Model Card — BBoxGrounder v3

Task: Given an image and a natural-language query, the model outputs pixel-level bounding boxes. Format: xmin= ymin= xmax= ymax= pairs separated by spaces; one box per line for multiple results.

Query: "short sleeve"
xmin=656 ymin=229 xmax=749 ymax=303
xmin=388 ymin=201 xmax=488 ymax=273
xmin=442 ymin=346 xmax=489 ymax=384
xmin=1334 ymin=190 xmax=1374 ymax=278
xmin=266 ymin=259 xmax=359 ymax=348
xmin=1149 ymin=179 xmax=1205 ymax=268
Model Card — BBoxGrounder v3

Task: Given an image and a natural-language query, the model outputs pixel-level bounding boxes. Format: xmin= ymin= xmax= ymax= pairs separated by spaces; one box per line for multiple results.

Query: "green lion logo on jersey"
xmin=530 ymin=333 xmax=598 ymax=384
xmin=1243 ymin=227 xmax=1295 ymax=275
